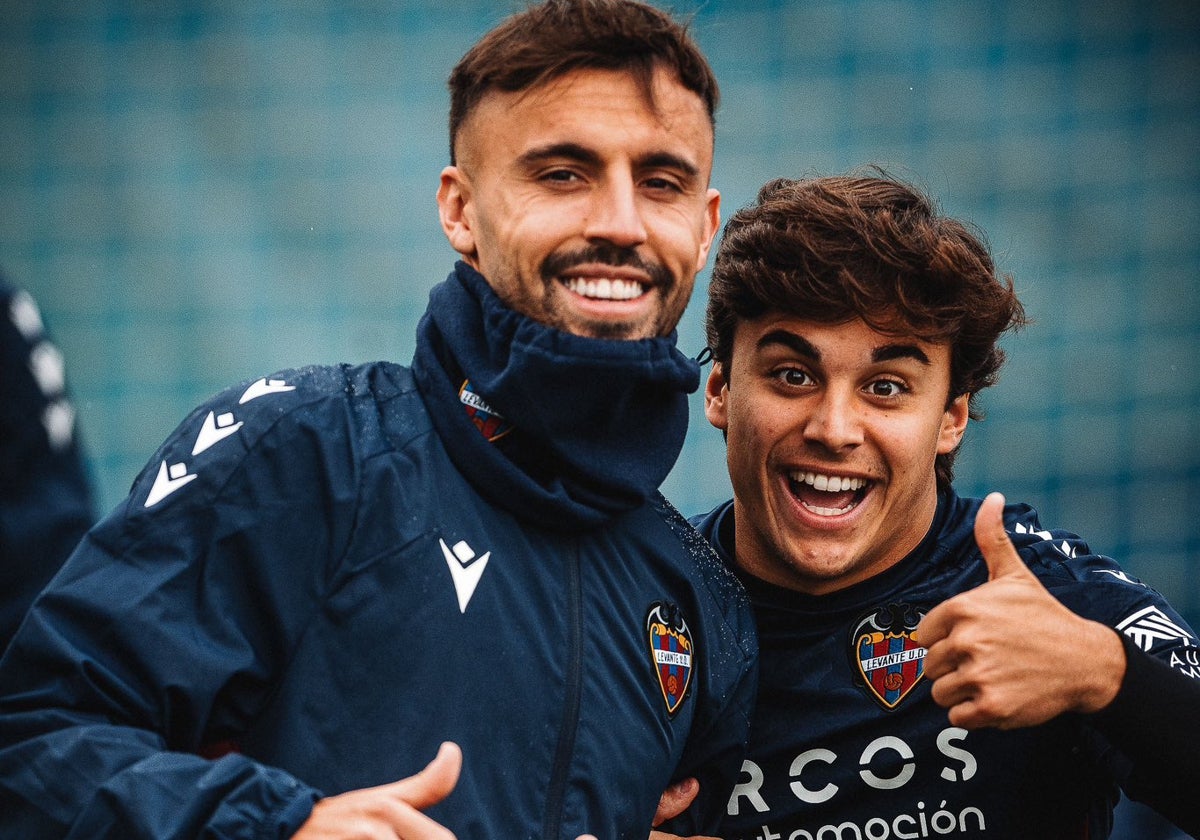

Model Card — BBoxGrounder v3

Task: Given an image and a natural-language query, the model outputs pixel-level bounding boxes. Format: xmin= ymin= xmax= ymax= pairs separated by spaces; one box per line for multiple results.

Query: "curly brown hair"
xmin=705 ymin=170 xmax=1028 ymax=488
xmin=447 ymin=0 xmax=717 ymax=164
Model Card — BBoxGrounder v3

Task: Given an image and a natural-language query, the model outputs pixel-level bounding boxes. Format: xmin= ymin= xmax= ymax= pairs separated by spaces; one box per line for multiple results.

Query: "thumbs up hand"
xmin=919 ymin=493 xmax=1126 ymax=729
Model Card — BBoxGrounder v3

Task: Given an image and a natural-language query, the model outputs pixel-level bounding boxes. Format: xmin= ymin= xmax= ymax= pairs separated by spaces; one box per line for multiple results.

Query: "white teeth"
xmin=803 ymin=501 xmax=857 ymax=516
xmin=788 ymin=471 xmax=867 ymax=492
xmin=564 ymin=277 xmax=645 ymax=300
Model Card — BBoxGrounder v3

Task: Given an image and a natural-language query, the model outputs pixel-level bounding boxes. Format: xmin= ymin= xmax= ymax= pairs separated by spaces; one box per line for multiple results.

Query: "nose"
xmin=803 ymin=388 xmax=863 ymax=452
xmin=584 ymin=175 xmax=648 ymax=248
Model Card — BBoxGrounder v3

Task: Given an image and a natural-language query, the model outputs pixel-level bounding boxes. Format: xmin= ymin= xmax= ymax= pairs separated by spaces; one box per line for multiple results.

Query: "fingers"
xmin=919 ymin=629 xmax=959 ymax=679
xmin=916 ymin=591 xmax=964 ymax=651
xmin=379 ymin=800 xmax=459 ymax=840
xmin=653 ymin=777 xmax=699 ymax=826
xmin=918 ymin=492 xmax=1021 ymax=649
xmin=973 ymin=492 xmax=1032 ymax=582
xmin=389 ymin=742 xmax=462 ymax=811
xmin=294 ymin=744 xmax=462 ymax=840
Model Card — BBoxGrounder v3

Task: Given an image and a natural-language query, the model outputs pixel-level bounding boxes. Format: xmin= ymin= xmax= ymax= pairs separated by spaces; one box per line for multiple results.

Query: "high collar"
xmin=412 ymin=262 xmax=700 ymax=530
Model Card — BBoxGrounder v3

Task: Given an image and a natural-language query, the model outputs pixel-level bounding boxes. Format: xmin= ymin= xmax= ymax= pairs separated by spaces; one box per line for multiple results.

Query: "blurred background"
xmin=2 ymin=1 xmax=1196 ymax=835
xmin=2 ymin=0 xmax=1197 ymax=662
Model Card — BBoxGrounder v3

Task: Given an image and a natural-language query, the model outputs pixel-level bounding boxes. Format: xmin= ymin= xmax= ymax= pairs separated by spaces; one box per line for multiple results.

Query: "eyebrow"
xmin=872 ymin=343 xmax=931 ymax=365
xmin=516 ymin=142 xmax=701 ymax=180
xmin=758 ymin=330 xmax=819 ymax=359
xmin=757 ymin=329 xmax=932 ymax=365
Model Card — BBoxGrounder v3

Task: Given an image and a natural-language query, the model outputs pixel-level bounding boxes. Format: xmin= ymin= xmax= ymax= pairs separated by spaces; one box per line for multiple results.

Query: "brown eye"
xmin=868 ymin=379 xmax=904 ymax=397
xmin=779 ymin=368 xmax=811 ymax=387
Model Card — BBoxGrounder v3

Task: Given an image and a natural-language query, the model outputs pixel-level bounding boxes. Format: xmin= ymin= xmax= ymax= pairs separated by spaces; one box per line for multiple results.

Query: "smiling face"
xmin=437 ymin=66 xmax=720 ymax=340
xmin=705 ymin=314 xmax=970 ymax=595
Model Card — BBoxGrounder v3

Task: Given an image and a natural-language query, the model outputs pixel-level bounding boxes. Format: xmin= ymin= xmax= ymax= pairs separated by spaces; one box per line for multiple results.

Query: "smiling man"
xmin=673 ymin=173 xmax=1199 ymax=838
xmin=0 ymin=3 xmax=757 ymax=838
xmin=439 ymin=64 xmax=716 ymax=341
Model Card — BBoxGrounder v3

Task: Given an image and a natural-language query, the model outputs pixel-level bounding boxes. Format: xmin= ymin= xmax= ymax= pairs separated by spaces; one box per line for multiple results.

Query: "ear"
xmin=937 ymin=393 xmax=970 ymax=454
xmin=704 ymin=361 xmax=730 ymax=431
xmin=694 ymin=188 xmax=721 ymax=272
xmin=437 ymin=165 xmax=477 ymax=260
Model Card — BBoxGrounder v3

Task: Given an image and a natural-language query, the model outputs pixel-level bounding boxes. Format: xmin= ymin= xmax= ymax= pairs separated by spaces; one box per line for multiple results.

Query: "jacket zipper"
xmin=541 ymin=542 xmax=583 ymax=838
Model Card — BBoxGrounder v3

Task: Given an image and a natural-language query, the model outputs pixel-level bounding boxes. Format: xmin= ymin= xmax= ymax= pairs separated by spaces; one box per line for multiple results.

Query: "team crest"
xmin=851 ymin=603 xmax=928 ymax=710
xmin=646 ymin=602 xmax=695 ymax=716
xmin=459 ymin=380 xmax=512 ymax=441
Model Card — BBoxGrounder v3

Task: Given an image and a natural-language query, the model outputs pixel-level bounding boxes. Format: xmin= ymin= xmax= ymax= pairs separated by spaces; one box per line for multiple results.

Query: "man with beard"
xmin=0 ymin=3 xmax=757 ymax=838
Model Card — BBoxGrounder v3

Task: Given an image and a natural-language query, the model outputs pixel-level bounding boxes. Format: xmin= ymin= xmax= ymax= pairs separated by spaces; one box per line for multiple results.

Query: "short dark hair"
xmin=706 ymin=170 xmax=1028 ymax=488
xmin=447 ymin=0 xmax=718 ymax=163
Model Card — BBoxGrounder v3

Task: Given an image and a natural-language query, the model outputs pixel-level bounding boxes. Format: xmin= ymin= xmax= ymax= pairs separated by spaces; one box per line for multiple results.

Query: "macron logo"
xmin=440 ymin=538 xmax=491 ymax=613
xmin=192 ymin=410 xmax=244 ymax=455
xmin=239 ymin=378 xmax=295 ymax=404
xmin=145 ymin=460 xmax=198 ymax=507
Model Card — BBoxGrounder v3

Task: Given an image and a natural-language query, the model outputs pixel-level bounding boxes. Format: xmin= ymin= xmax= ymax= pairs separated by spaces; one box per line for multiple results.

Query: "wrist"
xmin=1076 ymin=623 xmax=1126 ymax=714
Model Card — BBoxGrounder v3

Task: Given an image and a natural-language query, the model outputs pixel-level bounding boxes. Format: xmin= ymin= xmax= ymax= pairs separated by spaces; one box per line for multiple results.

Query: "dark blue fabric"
xmin=0 ymin=273 xmax=756 ymax=839
xmin=0 ymin=279 xmax=94 ymax=652
xmin=413 ymin=262 xmax=699 ymax=530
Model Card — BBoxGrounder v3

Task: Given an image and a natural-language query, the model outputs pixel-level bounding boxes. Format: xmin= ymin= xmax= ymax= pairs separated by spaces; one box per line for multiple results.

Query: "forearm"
xmin=0 ymin=721 xmax=319 ymax=838
xmin=1087 ymin=633 xmax=1200 ymax=834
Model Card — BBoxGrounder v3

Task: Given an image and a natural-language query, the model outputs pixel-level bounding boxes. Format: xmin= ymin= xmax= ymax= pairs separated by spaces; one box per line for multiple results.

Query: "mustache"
xmin=541 ymin=244 xmax=672 ymax=288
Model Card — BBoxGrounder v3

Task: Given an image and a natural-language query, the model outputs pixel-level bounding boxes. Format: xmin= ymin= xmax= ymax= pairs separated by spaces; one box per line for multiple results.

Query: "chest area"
xmin=727 ymin=604 xmax=1106 ymax=839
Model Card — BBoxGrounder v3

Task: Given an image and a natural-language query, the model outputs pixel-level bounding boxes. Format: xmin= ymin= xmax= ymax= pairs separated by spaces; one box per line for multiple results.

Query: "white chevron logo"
xmin=29 ymin=341 xmax=65 ymax=396
xmin=1116 ymin=605 xmax=1195 ymax=651
xmin=1014 ymin=522 xmax=1054 ymax=541
xmin=8 ymin=289 xmax=44 ymax=339
xmin=145 ymin=460 xmax=198 ymax=507
xmin=239 ymin=377 xmax=295 ymax=404
xmin=1095 ymin=569 xmax=1143 ymax=587
xmin=192 ymin=410 xmax=244 ymax=455
xmin=42 ymin=399 xmax=75 ymax=451
xmin=440 ymin=538 xmax=491 ymax=613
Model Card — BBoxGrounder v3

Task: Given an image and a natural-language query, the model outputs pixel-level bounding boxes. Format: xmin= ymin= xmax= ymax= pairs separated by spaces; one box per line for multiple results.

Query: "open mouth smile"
xmin=563 ymin=276 xmax=646 ymax=300
xmin=787 ymin=470 xmax=870 ymax=516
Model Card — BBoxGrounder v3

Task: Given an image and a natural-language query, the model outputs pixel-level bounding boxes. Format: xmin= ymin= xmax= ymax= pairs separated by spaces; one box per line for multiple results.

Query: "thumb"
xmin=388 ymin=741 xmax=462 ymax=809
xmin=974 ymin=492 xmax=1031 ymax=581
xmin=654 ymin=777 xmax=700 ymax=826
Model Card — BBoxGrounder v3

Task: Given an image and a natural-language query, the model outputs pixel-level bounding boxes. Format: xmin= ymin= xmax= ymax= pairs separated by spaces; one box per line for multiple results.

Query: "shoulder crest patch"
xmin=850 ymin=602 xmax=927 ymax=710
xmin=646 ymin=601 xmax=695 ymax=717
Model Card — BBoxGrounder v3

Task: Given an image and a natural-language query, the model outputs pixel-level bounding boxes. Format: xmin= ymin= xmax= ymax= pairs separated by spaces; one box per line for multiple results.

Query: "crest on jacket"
xmin=646 ymin=601 xmax=694 ymax=716
xmin=459 ymin=380 xmax=512 ymax=441
xmin=851 ymin=602 xmax=927 ymax=709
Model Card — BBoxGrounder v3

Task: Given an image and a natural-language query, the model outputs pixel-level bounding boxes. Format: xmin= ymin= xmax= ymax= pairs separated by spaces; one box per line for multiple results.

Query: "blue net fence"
xmin=2 ymin=0 xmax=1196 ymax=632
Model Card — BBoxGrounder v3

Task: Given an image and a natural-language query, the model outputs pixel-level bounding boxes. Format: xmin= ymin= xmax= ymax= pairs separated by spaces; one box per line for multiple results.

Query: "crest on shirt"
xmin=459 ymin=380 xmax=512 ymax=441
xmin=646 ymin=601 xmax=695 ymax=717
xmin=851 ymin=602 xmax=928 ymax=710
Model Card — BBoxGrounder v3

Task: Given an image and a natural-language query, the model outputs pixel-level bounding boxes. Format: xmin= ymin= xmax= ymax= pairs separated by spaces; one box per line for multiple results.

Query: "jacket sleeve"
xmin=1087 ymin=633 xmax=1200 ymax=836
xmin=658 ymin=568 xmax=759 ymax=836
xmin=1014 ymin=511 xmax=1200 ymax=838
xmin=0 ymin=368 xmax=359 ymax=838
xmin=0 ymin=282 xmax=95 ymax=650
xmin=669 ymin=651 xmax=759 ymax=836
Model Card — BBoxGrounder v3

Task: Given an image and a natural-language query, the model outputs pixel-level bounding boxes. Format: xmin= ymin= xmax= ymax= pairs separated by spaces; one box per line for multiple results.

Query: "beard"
xmin=538 ymin=243 xmax=677 ymax=339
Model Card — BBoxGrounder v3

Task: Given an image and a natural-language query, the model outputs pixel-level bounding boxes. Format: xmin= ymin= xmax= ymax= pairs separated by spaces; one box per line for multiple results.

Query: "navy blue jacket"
xmin=0 ymin=268 xmax=757 ymax=839
xmin=0 ymin=280 xmax=94 ymax=651
xmin=693 ymin=490 xmax=1199 ymax=839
